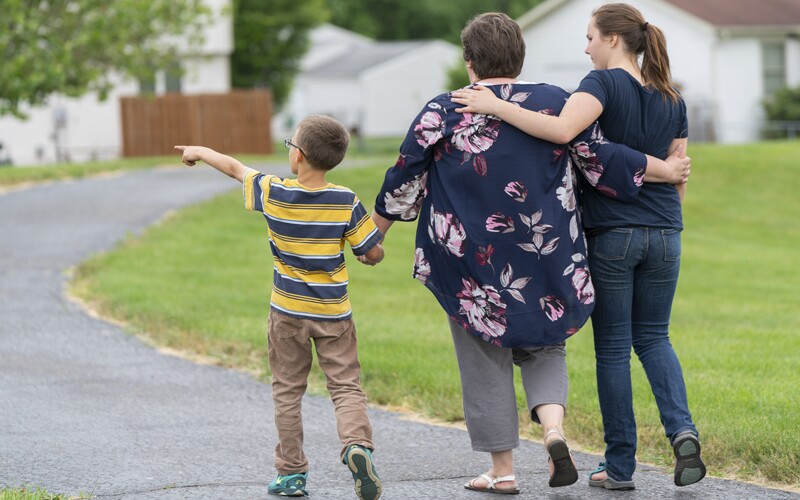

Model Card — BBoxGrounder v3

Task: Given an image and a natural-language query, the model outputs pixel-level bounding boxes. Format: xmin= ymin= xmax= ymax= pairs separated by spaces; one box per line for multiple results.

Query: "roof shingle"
xmin=664 ymin=0 xmax=800 ymax=26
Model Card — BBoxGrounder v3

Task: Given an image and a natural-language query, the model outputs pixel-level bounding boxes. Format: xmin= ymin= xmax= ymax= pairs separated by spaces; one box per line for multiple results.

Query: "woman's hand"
xmin=665 ymin=144 xmax=690 ymax=184
xmin=451 ymin=85 xmax=502 ymax=115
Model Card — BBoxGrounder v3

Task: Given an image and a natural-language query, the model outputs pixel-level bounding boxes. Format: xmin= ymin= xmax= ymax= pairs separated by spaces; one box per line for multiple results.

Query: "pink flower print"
xmin=486 ymin=212 xmax=515 ymax=233
xmin=383 ymin=171 xmax=428 ymax=220
xmin=504 ymin=181 xmax=527 ymax=202
xmin=457 ymin=278 xmax=508 ymax=337
xmin=595 ymin=184 xmax=618 ymax=198
xmin=452 ymin=113 xmax=500 ymax=154
xmin=571 ymin=141 xmax=604 ymax=186
xmin=633 ymin=168 xmax=645 ymax=187
xmin=473 ymin=154 xmax=487 ymax=176
xmin=539 ymin=295 xmax=565 ymax=322
xmin=571 ymin=267 xmax=595 ymax=305
xmin=428 ymin=207 xmax=467 ymax=257
xmin=412 ymin=248 xmax=432 ymax=284
xmin=476 ymin=244 xmax=495 ymax=267
xmin=556 ymin=166 xmax=576 ymax=212
xmin=414 ymin=111 xmax=444 ymax=148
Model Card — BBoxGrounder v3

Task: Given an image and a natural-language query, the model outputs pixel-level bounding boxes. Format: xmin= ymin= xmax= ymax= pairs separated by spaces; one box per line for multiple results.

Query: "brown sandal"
xmin=544 ymin=429 xmax=578 ymax=488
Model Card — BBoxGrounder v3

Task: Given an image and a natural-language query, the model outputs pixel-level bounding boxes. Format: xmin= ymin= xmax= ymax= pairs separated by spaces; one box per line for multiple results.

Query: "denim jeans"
xmin=588 ymin=227 xmax=697 ymax=482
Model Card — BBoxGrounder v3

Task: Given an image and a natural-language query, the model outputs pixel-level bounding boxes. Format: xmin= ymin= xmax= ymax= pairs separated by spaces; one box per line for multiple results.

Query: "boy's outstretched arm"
xmin=175 ymin=145 xmax=248 ymax=183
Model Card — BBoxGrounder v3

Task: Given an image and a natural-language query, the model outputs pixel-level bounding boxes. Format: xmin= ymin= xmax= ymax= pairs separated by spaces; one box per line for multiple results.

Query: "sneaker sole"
xmin=673 ymin=434 xmax=707 ymax=486
xmin=346 ymin=447 xmax=382 ymax=500
xmin=588 ymin=477 xmax=636 ymax=490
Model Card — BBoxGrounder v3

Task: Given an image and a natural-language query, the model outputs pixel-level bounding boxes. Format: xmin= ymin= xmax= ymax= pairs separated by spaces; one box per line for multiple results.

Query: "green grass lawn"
xmin=69 ymin=141 xmax=800 ymax=488
xmin=0 ymin=488 xmax=73 ymax=500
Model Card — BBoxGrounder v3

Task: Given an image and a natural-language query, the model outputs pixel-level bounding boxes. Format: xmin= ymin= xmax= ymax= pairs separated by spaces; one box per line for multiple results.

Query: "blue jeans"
xmin=588 ymin=227 xmax=697 ymax=482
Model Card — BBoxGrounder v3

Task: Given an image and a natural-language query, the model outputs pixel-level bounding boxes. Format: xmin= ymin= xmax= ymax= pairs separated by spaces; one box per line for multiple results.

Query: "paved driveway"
xmin=0 ymin=167 xmax=796 ymax=499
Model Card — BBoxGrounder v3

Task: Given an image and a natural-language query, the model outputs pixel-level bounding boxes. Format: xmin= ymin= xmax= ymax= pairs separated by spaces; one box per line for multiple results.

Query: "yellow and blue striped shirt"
xmin=243 ymin=168 xmax=381 ymax=320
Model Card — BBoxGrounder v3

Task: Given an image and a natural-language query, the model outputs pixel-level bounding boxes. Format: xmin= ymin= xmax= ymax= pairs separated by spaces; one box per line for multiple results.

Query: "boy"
xmin=175 ymin=114 xmax=384 ymax=499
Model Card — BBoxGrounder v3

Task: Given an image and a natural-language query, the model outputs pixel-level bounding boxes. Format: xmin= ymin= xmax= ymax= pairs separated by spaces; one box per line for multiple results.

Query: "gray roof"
xmin=304 ymin=41 xmax=431 ymax=78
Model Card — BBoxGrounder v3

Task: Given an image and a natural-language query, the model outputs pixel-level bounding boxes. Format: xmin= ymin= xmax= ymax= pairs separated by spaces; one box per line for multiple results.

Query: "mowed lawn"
xmin=71 ymin=141 xmax=800 ymax=488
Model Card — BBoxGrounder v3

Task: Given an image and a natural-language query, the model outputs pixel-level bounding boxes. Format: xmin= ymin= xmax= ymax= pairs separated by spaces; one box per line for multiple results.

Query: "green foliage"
xmin=231 ymin=0 xmax=329 ymax=109
xmin=446 ymin=59 xmax=471 ymax=91
xmin=326 ymin=0 xmax=544 ymax=44
xmin=762 ymin=85 xmax=800 ymax=138
xmin=763 ymin=85 xmax=800 ymax=121
xmin=1 ymin=487 xmax=68 ymax=500
xmin=0 ymin=0 xmax=212 ymax=119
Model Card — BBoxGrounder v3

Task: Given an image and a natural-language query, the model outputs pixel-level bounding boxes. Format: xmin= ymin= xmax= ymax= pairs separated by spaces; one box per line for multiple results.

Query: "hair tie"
xmin=642 ymin=22 xmax=649 ymax=31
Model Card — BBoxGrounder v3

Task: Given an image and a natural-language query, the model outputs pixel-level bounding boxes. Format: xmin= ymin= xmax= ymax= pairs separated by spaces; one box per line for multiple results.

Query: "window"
xmin=165 ymin=63 xmax=182 ymax=94
xmin=138 ymin=74 xmax=156 ymax=95
xmin=763 ymin=42 xmax=786 ymax=96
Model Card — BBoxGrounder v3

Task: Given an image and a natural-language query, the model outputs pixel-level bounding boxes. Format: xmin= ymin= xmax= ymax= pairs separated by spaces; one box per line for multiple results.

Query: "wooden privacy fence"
xmin=120 ymin=90 xmax=273 ymax=157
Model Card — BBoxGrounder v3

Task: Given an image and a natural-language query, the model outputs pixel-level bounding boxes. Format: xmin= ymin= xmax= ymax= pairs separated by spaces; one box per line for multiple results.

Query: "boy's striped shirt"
xmin=243 ymin=168 xmax=381 ymax=320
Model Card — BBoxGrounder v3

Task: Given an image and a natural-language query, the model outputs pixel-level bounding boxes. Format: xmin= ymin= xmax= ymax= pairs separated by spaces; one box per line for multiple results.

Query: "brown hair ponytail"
xmin=593 ymin=3 xmax=680 ymax=102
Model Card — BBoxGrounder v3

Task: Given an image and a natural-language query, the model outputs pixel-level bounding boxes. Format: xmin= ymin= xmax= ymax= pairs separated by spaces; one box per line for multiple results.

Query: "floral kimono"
xmin=375 ymin=82 xmax=646 ymax=348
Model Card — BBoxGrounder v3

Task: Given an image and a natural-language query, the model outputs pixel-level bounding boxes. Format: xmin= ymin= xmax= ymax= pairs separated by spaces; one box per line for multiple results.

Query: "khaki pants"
xmin=268 ymin=309 xmax=374 ymax=474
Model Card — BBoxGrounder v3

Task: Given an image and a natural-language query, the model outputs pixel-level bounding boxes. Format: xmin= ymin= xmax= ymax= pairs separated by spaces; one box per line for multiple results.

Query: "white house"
xmin=0 ymin=0 xmax=233 ymax=166
xmin=517 ymin=0 xmax=800 ymax=143
xmin=273 ymin=24 xmax=462 ymax=139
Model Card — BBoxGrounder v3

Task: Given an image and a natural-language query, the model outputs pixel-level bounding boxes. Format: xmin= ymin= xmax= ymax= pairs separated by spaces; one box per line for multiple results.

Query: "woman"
xmin=451 ymin=3 xmax=705 ymax=490
xmin=370 ymin=11 xmax=688 ymax=495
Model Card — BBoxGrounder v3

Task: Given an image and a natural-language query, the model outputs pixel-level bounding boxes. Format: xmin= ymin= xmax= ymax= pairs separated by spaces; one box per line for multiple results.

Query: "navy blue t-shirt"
xmin=575 ymin=68 xmax=688 ymax=232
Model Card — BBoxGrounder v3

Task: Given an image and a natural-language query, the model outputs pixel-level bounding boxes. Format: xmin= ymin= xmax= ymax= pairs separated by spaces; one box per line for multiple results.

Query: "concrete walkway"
xmin=0 ymin=166 xmax=797 ymax=499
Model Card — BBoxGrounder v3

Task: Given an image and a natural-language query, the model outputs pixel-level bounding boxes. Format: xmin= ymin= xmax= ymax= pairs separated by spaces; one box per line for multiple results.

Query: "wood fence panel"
xmin=120 ymin=90 xmax=273 ymax=157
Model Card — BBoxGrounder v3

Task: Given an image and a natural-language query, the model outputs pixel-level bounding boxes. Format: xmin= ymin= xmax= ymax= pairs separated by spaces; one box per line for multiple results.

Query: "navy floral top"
xmin=375 ymin=82 xmax=647 ymax=348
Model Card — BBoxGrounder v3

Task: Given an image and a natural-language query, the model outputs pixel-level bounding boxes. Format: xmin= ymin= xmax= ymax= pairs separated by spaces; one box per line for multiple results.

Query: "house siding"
xmin=0 ymin=0 xmax=232 ymax=166
xmin=518 ymin=0 xmax=800 ymax=144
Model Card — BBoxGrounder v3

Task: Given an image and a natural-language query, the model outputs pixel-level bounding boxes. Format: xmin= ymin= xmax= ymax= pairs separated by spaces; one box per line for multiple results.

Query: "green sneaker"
xmin=344 ymin=445 xmax=382 ymax=500
xmin=268 ymin=472 xmax=308 ymax=497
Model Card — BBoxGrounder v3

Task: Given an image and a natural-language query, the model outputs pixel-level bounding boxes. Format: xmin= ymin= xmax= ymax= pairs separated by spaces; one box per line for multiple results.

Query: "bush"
xmin=762 ymin=85 xmax=800 ymax=139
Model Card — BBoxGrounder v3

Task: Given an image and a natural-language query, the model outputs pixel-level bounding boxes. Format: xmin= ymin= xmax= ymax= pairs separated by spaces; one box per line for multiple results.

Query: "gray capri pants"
xmin=448 ymin=318 xmax=568 ymax=452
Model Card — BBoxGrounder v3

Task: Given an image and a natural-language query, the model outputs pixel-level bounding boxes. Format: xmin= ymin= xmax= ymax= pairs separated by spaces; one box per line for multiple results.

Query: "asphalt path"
xmin=1 ymin=166 xmax=797 ymax=499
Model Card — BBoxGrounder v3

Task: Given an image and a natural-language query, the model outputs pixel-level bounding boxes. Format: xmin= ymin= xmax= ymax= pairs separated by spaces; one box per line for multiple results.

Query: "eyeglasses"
xmin=284 ymin=138 xmax=306 ymax=158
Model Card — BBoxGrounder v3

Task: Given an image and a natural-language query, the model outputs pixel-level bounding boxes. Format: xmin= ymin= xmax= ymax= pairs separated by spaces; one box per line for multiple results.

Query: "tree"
xmin=0 ymin=0 xmax=212 ymax=119
xmin=231 ymin=0 xmax=329 ymax=109
xmin=326 ymin=0 xmax=544 ymax=44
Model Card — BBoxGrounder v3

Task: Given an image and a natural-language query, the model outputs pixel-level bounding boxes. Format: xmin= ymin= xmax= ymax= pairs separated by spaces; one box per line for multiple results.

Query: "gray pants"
xmin=448 ymin=318 xmax=568 ymax=452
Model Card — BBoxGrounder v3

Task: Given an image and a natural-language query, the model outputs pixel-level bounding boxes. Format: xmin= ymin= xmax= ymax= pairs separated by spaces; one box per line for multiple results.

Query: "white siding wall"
xmin=0 ymin=0 xmax=232 ymax=166
xmin=288 ymin=78 xmax=365 ymax=135
xmin=714 ymin=39 xmax=762 ymax=143
xmin=182 ymin=56 xmax=232 ymax=93
xmin=519 ymin=0 xmax=765 ymax=143
xmin=521 ymin=0 xmax=596 ymax=90
xmin=0 ymin=75 xmax=139 ymax=165
xmin=274 ymin=41 xmax=460 ymax=139
xmin=361 ymin=42 xmax=461 ymax=137
xmin=786 ymin=38 xmax=800 ymax=87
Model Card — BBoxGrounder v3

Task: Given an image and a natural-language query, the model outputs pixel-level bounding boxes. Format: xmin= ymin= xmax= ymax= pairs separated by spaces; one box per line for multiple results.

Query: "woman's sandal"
xmin=464 ymin=473 xmax=520 ymax=495
xmin=544 ymin=428 xmax=578 ymax=488
xmin=588 ymin=462 xmax=636 ymax=490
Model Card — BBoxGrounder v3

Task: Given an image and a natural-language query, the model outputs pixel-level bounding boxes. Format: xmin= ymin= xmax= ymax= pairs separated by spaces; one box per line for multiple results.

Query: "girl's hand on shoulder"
xmin=450 ymin=85 xmax=500 ymax=115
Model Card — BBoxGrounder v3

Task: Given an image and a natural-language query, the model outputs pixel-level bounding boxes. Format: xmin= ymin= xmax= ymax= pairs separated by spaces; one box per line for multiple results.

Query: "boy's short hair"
xmin=461 ymin=12 xmax=525 ymax=80
xmin=294 ymin=115 xmax=350 ymax=171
